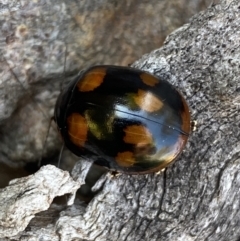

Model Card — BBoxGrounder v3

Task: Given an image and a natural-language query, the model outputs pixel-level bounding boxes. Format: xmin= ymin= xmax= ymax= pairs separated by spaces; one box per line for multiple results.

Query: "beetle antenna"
xmin=61 ymin=43 xmax=68 ymax=91
xmin=38 ymin=116 xmax=55 ymax=167
xmin=40 ymin=43 xmax=68 ymax=168
xmin=57 ymin=144 xmax=65 ymax=168
xmin=3 ymin=56 xmax=53 ymax=169
xmin=3 ymin=56 xmax=48 ymax=119
xmin=56 ymin=43 xmax=68 ymax=168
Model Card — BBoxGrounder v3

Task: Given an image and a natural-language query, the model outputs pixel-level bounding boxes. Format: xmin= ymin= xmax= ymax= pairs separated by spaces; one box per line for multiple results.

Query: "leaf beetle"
xmin=54 ymin=65 xmax=191 ymax=174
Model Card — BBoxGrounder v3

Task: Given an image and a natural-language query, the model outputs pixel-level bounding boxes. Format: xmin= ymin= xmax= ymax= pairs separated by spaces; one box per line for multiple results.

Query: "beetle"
xmin=54 ymin=65 xmax=191 ymax=174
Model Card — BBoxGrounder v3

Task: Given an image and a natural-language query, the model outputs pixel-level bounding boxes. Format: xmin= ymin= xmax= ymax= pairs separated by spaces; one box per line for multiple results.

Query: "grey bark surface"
xmin=0 ymin=165 xmax=81 ymax=237
xmin=1 ymin=0 xmax=240 ymax=240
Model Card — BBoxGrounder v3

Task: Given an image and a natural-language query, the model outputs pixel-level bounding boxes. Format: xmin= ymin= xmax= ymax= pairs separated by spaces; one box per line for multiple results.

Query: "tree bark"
xmin=1 ymin=0 xmax=240 ymax=240
xmin=0 ymin=0 xmax=210 ymax=168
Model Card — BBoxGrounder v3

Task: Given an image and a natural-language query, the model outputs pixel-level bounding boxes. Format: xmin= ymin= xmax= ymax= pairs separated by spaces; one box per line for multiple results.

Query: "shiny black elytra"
xmin=54 ymin=65 xmax=191 ymax=174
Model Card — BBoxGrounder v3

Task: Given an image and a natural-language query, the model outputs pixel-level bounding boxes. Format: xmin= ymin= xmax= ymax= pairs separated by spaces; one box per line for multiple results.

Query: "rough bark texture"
xmin=0 ymin=165 xmax=81 ymax=237
xmin=1 ymin=0 xmax=240 ymax=240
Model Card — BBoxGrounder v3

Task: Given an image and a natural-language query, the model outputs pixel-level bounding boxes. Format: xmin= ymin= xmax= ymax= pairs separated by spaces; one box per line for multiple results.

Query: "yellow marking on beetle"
xmin=140 ymin=72 xmax=159 ymax=86
xmin=67 ymin=113 xmax=88 ymax=147
xmin=84 ymin=110 xmax=114 ymax=140
xmin=116 ymin=151 xmax=135 ymax=167
xmin=123 ymin=125 xmax=153 ymax=146
xmin=77 ymin=67 xmax=106 ymax=92
xmin=84 ymin=110 xmax=102 ymax=139
xmin=133 ymin=90 xmax=163 ymax=112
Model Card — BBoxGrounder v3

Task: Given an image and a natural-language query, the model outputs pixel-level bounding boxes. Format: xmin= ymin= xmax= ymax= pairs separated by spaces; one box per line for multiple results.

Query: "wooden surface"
xmin=2 ymin=0 xmax=240 ymax=240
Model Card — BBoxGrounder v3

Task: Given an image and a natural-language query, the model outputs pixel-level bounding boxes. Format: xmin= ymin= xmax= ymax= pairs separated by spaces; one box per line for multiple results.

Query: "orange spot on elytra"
xmin=77 ymin=67 xmax=106 ymax=92
xmin=123 ymin=125 xmax=153 ymax=146
xmin=116 ymin=151 xmax=135 ymax=167
xmin=133 ymin=90 xmax=163 ymax=112
xmin=67 ymin=113 xmax=88 ymax=147
xmin=140 ymin=72 xmax=159 ymax=86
